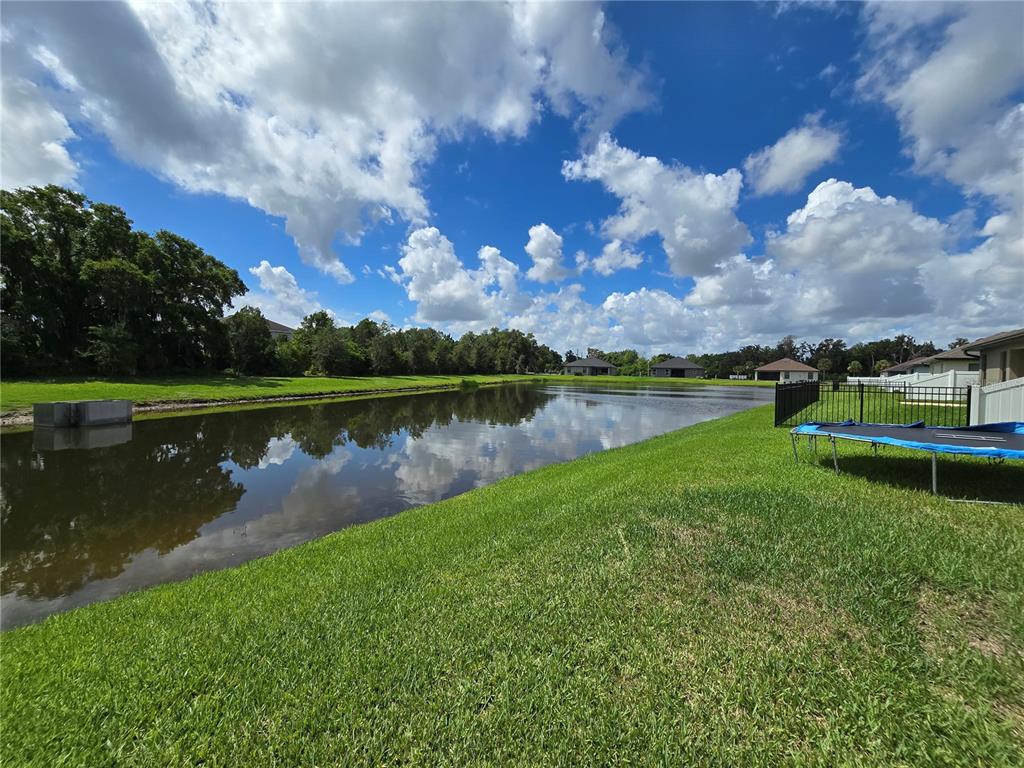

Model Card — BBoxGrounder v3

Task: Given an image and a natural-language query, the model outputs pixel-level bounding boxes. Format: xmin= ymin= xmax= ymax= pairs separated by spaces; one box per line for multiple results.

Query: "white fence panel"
xmin=902 ymin=371 xmax=979 ymax=402
xmin=969 ymin=377 xmax=1024 ymax=425
xmin=848 ymin=373 xmax=931 ymax=391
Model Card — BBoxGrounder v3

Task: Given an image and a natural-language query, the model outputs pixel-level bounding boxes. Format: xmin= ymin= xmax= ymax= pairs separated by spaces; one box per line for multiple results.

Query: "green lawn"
xmin=4 ymin=406 xmax=1023 ymax=765
xmin=0 ymin=374 xmax=544 ymax=413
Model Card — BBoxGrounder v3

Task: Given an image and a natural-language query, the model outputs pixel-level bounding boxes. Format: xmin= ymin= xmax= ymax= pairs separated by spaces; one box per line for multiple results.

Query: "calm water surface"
xmin=0 ymin=383 xmax=771 ymax=627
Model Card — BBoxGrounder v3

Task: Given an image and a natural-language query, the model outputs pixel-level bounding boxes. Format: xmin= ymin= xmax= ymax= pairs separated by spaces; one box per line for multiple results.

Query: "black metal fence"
xmin=774 ymin=381 xmax=971 ymax=428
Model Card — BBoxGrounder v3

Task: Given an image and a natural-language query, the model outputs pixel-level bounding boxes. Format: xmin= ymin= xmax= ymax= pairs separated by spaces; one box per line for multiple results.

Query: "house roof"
xmin=565 ymin=356 xmax=616 ymax=368
xmin=755 ymin=357 xmax=817 ymax=373
xmin=266 ymin=319 xmax=295 ymax=334
xmin=882 ymin=356 xmax=931 ymax=374
xmin=927 ymin=345 xmax=974 ymax=361
xmin=651 ymin=356 xmax=703 ymax=370
xmin=962 ymin=328 xmax=1024 ymax=352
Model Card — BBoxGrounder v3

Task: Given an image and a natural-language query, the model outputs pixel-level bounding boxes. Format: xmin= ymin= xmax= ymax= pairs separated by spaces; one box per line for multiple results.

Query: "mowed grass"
xmin=3 ymin=406 xmax=1023 ymax=765
xmin=0 ymin=374 xmax=542 ymax=413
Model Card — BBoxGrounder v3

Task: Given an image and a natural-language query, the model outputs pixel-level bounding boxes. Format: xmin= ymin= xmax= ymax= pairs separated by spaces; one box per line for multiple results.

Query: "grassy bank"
xmin=0 ymin=374 xmax=544 ymax=414
xmin=4 ymin=407 xmax=1023 ymax=765
xmin=0 ymin=373 xmax=770 ymax=418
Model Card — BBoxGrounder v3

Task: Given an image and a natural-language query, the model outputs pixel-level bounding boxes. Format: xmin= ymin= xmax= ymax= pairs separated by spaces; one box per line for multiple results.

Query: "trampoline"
xmin=789 ymin=420 xmax=1024 ymax=494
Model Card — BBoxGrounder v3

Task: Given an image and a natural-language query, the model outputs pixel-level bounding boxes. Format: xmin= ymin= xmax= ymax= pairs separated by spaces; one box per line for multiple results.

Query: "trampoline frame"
xmin=789 ymin=421 xmax=1023 ymax=496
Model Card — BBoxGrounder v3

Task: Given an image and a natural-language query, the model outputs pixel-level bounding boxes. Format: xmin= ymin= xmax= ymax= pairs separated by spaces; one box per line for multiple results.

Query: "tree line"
xmin=573 ymin=333 xmax=965 ymax=380
xmin=1 ymin=186 xmax=563 ymax=377
xmin=227 ymin=308 xmax=563 ymax=377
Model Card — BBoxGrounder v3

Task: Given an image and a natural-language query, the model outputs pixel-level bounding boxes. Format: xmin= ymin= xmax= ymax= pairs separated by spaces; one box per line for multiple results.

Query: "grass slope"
xmin=0 ymin=374 xmax=542 ymax=413
xmin=4 ymin=407 xmax=1023 ymax=765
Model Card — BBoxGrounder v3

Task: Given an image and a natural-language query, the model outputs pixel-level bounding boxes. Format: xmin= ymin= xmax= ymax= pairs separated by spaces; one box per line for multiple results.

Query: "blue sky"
xmin=2 ymin=1 xmax=1021 ymax=354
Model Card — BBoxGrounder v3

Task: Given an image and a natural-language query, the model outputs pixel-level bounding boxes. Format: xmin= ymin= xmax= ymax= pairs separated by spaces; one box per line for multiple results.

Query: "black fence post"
xmin=858 ymin=382 xmax=864 ymax=423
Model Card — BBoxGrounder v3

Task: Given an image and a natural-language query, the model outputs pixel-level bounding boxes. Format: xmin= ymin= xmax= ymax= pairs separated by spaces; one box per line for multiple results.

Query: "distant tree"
xmin=0 ymin=185 xmax=244 ymax=375
xmin=948 ymin=337 xmax=969 ymax=349
xmin=82 ymin=322 xmax=140 ymax=376
xmin=311 ymin=328 xmax=352 ymax=375
xmin=847 ymin=360 xmax=864 ymax=376
xmin=817 ymin=358 xmax=833 ymax=377
xmin=564 ymin=350 xmax=579 ymax=364
xmin=873 ymin=359 xmax=891 ymax=375
xmin=605 ymin=349 xmax=647 ymax=376
xmin=775 ymin=335 xmax=800 ymax=361
xmin=225 ymin=307 xmax=275 ymax=375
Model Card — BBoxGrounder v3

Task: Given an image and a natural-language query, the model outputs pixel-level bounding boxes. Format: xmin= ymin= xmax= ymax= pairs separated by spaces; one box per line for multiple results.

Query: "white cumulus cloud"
xmin=0 ymin=39 xmax=79 ymax=190
xmin=524 ymin=223 xmax=570 ymax=282
xmin=582 ymin=239 xmax=644 ymax=276
xmin=0 ymin=1 xmax=649 ymax=282
xmin=391 ymin=227 xmax=521 ymax=326
xmin=744 ymin=113 xmax=842 ymax=196
xmin=562 ymin=134 xmax=750 ymax=276
xmin=239 ymin=260 xmax=327 ymax=328
xmin=859 ymin=1 xmax=1024 ymax=208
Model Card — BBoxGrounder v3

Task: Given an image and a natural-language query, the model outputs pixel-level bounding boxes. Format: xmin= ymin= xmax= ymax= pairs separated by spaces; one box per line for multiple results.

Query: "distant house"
xmin=881 ymin=357 xmax=932 ymax=377
xmin=650 ymin=357 xmax=704 ymax=378
xmin=962 ymin=327 xmax=1024 ymax=386
xmin=266 ymin=319 xmax=295 ymax=341
xmin=223 ymin=314 xmax=296 ymax=341
xmin=754 ymin=357 xmax=818 ymax=382
xmin=925 ymin=346 xmax=979 ymax=375
xmin=564 ymin=357 xmax=617 ymax=376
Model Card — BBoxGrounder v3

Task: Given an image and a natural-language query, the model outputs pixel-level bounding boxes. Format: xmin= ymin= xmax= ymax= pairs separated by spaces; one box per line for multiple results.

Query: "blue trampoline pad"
xmin=790 ymin=421 xmax=1024 ymax=460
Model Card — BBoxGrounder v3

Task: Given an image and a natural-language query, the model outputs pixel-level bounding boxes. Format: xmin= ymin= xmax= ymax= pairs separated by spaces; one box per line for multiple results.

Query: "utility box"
xmin=33 ymin=400 xmax=133 ymax=428
xmin=32 ymin=402 xmax=78 ymax=428
xmin=76 ymin=400 xmax=133 ymax=426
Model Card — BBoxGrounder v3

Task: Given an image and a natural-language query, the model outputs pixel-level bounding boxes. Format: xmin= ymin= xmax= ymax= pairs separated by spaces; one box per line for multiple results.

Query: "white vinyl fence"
xmin=846 ymin=372 xmax=934 ymax=390
xmin=969 ymin=377 xmax=1024 ymax=425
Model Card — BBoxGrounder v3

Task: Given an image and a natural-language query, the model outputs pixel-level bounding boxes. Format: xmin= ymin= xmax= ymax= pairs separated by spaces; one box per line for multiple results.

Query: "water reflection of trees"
xmin=0 ymin=384 xmax=551 ymax=600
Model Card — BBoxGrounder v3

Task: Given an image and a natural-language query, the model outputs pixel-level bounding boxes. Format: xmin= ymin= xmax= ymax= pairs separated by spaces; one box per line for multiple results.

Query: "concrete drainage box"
xmin=33 ymin=400 xmax=133 ymax=427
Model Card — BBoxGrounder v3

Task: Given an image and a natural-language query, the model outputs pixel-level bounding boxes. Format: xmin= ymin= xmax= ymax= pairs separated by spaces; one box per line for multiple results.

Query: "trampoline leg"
xmin=791 ymin=434 xmax=798 ymax=463
xmin=831 ymin=437 xmax=839 ymax=474
xmin=932 ymin=453 xmax=937 ymax=494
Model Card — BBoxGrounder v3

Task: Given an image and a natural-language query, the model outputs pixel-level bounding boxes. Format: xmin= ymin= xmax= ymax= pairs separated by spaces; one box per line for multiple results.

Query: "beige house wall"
xmin=755 ymin=370 xmax=818 ymax=382
xmin=979 ymin=344 xmax=1024 ymax=385
xmin=929 ymin=359 xmax=979 ymax=374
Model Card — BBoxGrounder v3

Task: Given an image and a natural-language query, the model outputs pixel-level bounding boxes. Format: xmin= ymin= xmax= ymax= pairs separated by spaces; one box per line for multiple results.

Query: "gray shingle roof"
xmin=265 ymin=319 xmax=295 ymax=334
xmin=962 ymin=328 xmax=1024 ymax=352
xmin=651 ymin=356 xmax=703 ymax=370
xmin=565 ymin=357 xmax=616 ymax=368
xmin=882 ymin=356 xmax=932 ymax=374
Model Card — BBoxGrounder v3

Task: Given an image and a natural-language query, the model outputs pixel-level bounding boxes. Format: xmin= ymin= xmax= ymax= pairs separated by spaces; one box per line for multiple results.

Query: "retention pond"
xmin=1 ymin=383 xmax=771 ymax=627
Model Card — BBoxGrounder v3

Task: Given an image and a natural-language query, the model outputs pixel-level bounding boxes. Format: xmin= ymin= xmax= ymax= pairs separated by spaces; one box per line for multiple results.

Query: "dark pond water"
xmin=0 ymin=383 xmax=771 ymax=628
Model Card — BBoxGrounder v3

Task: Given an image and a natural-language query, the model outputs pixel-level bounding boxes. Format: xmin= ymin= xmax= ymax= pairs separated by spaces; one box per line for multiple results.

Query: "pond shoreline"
xmin=0 ymin=375 xmax=772 ymax=427
xmin=0 ymin=379 xmax=532 ymax=427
